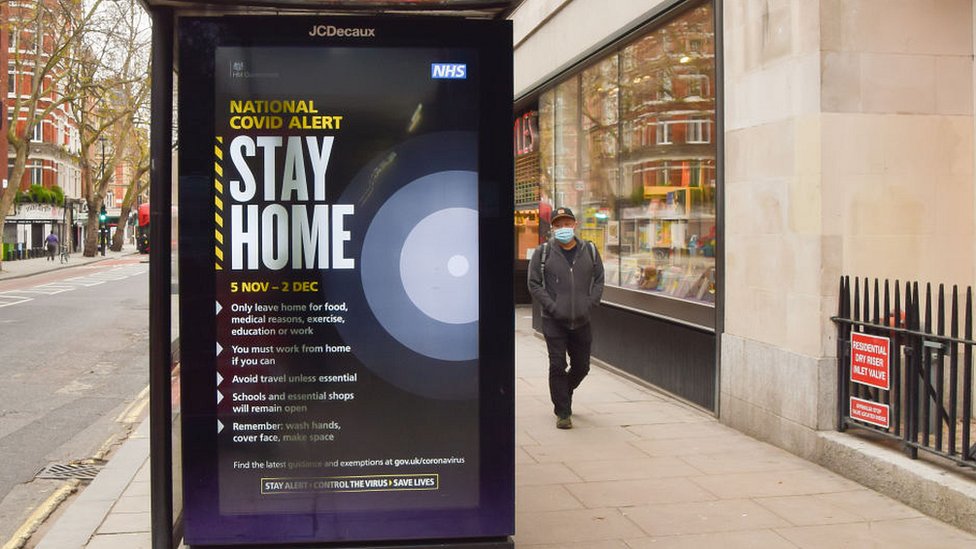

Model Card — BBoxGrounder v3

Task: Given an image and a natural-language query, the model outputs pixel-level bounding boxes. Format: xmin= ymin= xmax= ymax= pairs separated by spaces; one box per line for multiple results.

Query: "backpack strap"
xmin=540 ymin=242 xmax=550 ymax=289
xmin=585 ymin=240 xmax=597 ymax=293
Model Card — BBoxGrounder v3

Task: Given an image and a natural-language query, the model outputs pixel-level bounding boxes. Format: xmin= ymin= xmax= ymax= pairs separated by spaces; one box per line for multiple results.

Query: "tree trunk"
xmin=83 ymin=211 xmax=101 ymax=257
xmin=82 ymin=194 xmax=108 ymax=257
xmin=0 ymin=146 xmax=30 ymax=271
xmin=110 ymin=202 xmax=133 ymax=251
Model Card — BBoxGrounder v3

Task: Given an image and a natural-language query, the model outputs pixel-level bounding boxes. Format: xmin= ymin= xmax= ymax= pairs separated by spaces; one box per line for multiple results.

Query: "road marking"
xmin=0 ymin=266 xmax=147 ymax=309
xmin=0 ymin=295 xmax=32 ymax=308
xmin=21 ymin=285 xmax=71 ymax=294
xmin=1 ymin=479 xmax=80 ymax=549
xmin=55 ymin=380 xmax=93 ymax=396
xmin=115 ymin=385 xmax=151 ymax=424
xmin=63 ymin=276 xmax=106 ymax=287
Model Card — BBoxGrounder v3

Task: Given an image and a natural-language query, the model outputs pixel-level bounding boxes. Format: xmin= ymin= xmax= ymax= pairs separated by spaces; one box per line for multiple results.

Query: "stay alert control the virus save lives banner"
xmin=177 ymin=16 xmax=513 ymax=546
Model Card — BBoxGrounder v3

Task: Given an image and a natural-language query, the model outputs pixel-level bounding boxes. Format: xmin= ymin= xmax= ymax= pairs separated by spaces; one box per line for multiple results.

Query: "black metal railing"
xmin=833 ymin=276 xmax=975 ymax=470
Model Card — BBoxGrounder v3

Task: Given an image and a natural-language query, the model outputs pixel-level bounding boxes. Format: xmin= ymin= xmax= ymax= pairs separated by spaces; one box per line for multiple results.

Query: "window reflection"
xmin=534 ymin=2 xmax=716 ymax=305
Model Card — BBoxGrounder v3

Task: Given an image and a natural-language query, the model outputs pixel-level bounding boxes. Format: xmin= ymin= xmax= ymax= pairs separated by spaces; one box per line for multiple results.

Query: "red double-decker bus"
xmin=137 ymin=203 xmax=150 ymax=253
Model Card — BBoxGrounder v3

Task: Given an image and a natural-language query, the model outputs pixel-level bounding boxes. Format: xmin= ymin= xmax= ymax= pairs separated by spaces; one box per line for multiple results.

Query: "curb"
xmin=0 ymin=252 xmax=140 ymax=282
xmin=818 ymin=430 xmax=976 ymax=536
xmin=0 ymin=480 xmax=80 ymax=549
xmin=34 ymin=420 xmax=150 ymax=549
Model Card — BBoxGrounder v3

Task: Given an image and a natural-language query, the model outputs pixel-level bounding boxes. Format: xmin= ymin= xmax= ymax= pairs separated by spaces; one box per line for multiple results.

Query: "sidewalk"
xmin=0 ymin=248 xmax=138 ymax=282
xmin=31 ymin=309 xmax=976 ymax=548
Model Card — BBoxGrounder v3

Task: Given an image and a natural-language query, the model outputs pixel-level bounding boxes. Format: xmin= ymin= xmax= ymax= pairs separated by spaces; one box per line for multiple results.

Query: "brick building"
xmin=2 ymin=0 xmax=84 ymax=254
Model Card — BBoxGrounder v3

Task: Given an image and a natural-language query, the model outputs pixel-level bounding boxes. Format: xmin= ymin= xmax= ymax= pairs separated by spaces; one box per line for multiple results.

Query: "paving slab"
xmin=29 ymin=306 xmax=976 ymax=548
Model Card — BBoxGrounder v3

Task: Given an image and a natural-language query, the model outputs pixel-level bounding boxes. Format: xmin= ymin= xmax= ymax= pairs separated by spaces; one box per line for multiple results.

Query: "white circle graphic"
xmin=448 ymin=255 xmax=469 ymax=277
xmin=399 ymin=207 xmax=478 ymax=325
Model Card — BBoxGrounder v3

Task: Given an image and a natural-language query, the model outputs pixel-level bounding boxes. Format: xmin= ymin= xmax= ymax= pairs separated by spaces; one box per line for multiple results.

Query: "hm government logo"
xmin=309 ymin=24 xmax=376 ymax=38
xmin=230 ymin=61 xmax=247 ymax=78
xmin=230 ymin=61 xmax=278 ymax=79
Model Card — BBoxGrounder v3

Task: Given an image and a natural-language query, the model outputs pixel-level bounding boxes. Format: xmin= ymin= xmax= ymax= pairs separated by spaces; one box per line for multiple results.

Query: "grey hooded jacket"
xmin=527 ymin=236 xmax=605 ymax=329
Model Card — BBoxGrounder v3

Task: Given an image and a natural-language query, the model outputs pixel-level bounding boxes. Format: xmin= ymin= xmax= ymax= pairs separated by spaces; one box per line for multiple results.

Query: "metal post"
xmin=99 ymin=136 xmax=107 ymax=256
xmin=836 ymin=276 xmax=848 ymax=431
xmin=149 ymin=7 xmax=174 ymax=549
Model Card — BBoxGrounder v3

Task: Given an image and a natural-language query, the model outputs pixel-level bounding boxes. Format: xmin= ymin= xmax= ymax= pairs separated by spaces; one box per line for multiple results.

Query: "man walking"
xmin=45 ymin=231 xmax=60 ymax=261
xmin=527 ymin=207 xmax=604 ymax=429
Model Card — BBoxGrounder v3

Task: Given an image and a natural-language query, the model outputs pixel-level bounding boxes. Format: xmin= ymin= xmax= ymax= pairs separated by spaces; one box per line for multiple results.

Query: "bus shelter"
xmin=138 ymin=2 xmax=518 ymax=547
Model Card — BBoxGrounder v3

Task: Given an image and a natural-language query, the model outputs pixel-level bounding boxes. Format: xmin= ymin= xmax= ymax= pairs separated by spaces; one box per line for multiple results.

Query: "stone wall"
xmin=722 ymin=0 xmax=974 ymax=457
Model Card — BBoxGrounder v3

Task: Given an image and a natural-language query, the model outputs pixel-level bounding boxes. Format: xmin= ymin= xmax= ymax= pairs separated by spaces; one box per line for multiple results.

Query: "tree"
xmin=61 ymin=0 xmax=150 ymax=256
xmin=110 ymin=125 xmax=149 ymax=252
xmin=0 ymin=0 xmax=106 ymax=269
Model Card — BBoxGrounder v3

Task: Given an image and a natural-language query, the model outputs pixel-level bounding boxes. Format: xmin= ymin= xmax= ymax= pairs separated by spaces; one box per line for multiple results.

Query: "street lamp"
xmin=99 ymin=136 xmax=106 ymax=178
xmin=98 ymin=136 xmax=107 ymax=256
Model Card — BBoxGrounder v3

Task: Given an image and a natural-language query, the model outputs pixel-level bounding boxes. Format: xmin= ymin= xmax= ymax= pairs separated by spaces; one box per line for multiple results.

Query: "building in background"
xmin=1 ymin=2 xmax=8 ymax=196
xmin=2 ymin=0 xmax=84 ymax=257
xmin=512 ymin=0 xmax=974 ymax=531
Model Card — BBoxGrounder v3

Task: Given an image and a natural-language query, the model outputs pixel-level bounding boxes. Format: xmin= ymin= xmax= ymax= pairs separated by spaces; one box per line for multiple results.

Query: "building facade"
xmin=515 ymin=0 xmax=721 ymax=411
xmin=513 ymin=0 xmax=975 ymax=529
xmin=2 ymin=0 xmax=84 ymax=256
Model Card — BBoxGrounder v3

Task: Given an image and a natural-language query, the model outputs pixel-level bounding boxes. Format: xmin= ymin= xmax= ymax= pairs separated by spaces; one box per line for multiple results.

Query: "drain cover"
xmin=36 ymin=462 xmax=103 ymax=481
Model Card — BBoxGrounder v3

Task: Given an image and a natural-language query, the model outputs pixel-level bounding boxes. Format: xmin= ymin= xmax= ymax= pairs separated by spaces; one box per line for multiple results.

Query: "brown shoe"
xmin=556 ymin=416 xmax=572 ymax=429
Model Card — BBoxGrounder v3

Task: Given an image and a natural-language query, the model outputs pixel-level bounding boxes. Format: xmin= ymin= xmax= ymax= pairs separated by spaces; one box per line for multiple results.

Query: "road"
xmin=0 ymin=256 xmax=150 ymax=544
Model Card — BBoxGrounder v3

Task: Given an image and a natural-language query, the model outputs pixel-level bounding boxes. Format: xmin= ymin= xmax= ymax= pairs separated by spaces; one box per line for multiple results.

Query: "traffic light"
xmin=99 ymin=204 xmax=107 ymax=223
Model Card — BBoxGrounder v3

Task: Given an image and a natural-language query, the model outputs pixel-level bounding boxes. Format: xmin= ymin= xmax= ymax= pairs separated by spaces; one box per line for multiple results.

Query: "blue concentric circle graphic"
xmin=401 ymin=207 xmax=479 ymax=325
xmin=360 ymin=171 xmax=478 ymax=362
xmin=332 ymin=131 xmax=479 ymax=400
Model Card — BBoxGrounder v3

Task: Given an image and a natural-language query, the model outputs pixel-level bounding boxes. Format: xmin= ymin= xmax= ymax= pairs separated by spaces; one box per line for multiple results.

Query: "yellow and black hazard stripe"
xmin=214 ymin=136 xmax=224 ymax=271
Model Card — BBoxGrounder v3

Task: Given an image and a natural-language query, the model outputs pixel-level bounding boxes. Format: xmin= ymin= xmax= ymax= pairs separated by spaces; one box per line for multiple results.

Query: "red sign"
xmin=850 ymin=396 xmax=890 ymax=429
xmin=850 ymin=332 xmax=890 ymax=390
xmin=513 ymin=110 xmax=538 ymax=157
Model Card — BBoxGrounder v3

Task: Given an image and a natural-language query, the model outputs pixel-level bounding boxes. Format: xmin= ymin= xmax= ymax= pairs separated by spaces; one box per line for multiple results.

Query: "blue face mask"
xmin=553 ymin=227 xmax=575 ymax=244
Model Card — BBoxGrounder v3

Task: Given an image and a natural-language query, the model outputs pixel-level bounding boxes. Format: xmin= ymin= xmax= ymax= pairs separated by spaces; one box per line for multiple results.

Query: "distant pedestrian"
xmin=45 ymin=231 xmax=59 ymax=261
xmin=527 ymin=207 xmax=604 ymax=429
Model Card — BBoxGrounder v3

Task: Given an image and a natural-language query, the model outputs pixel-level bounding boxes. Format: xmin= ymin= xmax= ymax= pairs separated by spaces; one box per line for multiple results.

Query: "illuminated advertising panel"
xmin=178 ymin=16 xmax=513 ymax=545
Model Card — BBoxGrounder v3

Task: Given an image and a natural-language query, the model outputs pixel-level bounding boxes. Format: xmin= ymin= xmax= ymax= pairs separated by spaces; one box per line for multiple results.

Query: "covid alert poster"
xmin=177 ymin=16 xmax=513 ymax=546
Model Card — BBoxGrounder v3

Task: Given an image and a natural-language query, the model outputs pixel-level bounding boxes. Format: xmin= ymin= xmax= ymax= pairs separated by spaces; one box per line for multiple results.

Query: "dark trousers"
xmin=543 ymin=318 xmax=591 ymax=418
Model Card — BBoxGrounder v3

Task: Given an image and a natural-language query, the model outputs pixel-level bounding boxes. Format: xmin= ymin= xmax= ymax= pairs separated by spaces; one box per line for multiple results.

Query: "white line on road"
xmin=0 ymin=295 xmax=32 ymax=308
xmin=0 ymin=266 xmax=147 ymax=309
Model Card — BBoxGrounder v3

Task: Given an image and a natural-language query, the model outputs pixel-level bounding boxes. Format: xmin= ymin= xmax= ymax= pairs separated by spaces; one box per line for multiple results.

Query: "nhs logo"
xmin=431 ymin=63 xmax=467 ymax=79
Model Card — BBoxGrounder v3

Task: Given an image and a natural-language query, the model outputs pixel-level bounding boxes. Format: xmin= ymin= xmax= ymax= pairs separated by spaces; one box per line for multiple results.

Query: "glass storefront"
xmin=514 ymin=109 xmax=541 ymax=262
xmin=531 ymin=1 xmax=717 ymax=319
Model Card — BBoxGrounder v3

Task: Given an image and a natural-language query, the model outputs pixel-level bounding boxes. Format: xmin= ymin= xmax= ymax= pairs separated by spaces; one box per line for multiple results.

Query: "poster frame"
xmin=176 ymin=14 xmax=514 ymax=546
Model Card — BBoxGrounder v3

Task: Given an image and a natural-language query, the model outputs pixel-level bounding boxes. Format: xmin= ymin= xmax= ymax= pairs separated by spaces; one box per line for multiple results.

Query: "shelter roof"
xmin=136 ymin=0 xmax=521 ymax=18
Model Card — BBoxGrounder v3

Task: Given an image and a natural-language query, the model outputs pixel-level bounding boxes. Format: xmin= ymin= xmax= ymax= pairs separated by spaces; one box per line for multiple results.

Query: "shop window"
xmin=553 ymin=78 xmax=579 ymax=183
xmin=532 ymin=1 xmax=717 ymax=309
xmin=517 ymin=3 xmax=717 ymax=312
xmin=576 ymin=56 xmax=619 ymax=282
